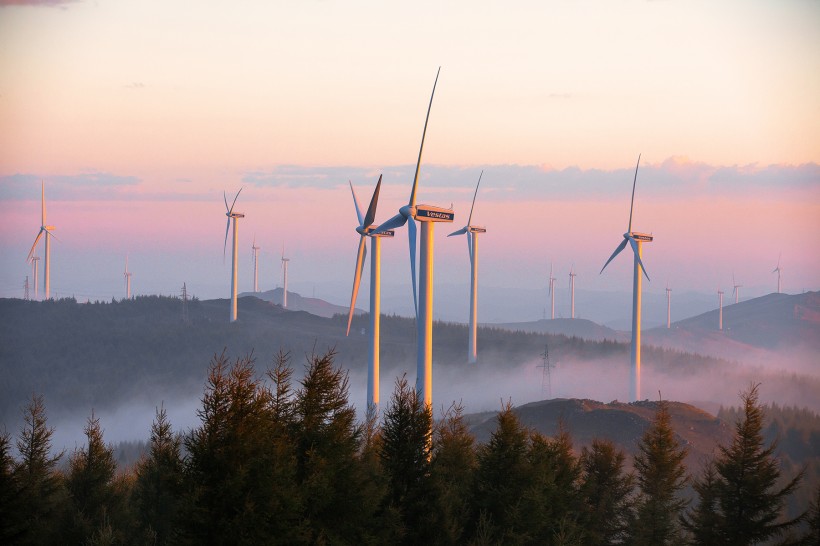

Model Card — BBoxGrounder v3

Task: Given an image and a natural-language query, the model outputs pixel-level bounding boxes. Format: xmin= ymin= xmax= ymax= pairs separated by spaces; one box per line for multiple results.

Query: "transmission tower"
xmin=181 ymin=282 xmax=189 ymax=323
xmin=537 ymin=343 xmax=554 ymax=398
xmin=24 ymin=276 xmax=30 ymax=300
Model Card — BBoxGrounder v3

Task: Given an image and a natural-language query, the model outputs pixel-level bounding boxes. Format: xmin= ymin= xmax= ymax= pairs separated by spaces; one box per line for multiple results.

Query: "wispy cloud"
xmin=1 ymin=172 xmax=140 ymax=200
xmin=0 ymin=0 xmax=80 ymax=7
xmin=124 ymin=82 xmax=145 ymax=90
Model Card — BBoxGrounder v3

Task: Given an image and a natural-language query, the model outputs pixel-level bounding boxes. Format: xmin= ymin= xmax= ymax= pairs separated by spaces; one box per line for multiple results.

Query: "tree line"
xmin=1 ymin=349 xmax=818 ymax=545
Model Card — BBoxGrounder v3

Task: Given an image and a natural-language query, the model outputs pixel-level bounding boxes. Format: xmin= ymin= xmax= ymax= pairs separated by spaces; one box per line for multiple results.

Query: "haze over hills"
xmin=487 ymin=317 xmax=628 ymax=343
xmin=239 ymin=287 xmax=364 ymax=319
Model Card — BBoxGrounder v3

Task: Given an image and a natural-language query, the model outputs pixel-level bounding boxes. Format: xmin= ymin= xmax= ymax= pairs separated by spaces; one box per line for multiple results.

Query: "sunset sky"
xmin=1 ymin=0 xmax=818 ymax=317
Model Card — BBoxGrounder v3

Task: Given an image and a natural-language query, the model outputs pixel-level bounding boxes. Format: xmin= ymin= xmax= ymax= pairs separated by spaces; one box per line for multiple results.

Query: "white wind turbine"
xmin=223 ymin=188 xmax=244 ymax=322
xmin=281 ymin=245 xmax=290 ymax=308
xmin=373 ymin=67 xmax=454 ymax=410
xmin=251 ymin=236 xmax=261 ymax=293
xmin=448 ymin=171 xmax=486 ymax=364
xmin=600 ymin=155 xmax=653 ymax=402
xmin=732 ymin=273 xmax=742 ymax=304
xmin=665 ymin=282 xmax=672 ymax=329
xmin=346 ymin=175 xmax=394 ymax=413
xmin=772 ymin=254 xmax=782 ymax=294
xmin=548 ymin=263 xmax=556 ymax=320
xmin=29 ymin=255 xmax=40 ymax=300
xmin=569 ymin=266 xmax=577 ymax=319
xmin=718 ymin=288 xmax=724 ymax=330
xmin=124 ymin=255 xmax=133 ymax=299
xmin=27 ymin=182 xmax=56 ymax=300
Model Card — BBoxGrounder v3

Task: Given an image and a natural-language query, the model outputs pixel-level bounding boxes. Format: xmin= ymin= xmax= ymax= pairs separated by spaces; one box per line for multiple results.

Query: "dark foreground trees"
xmin=1 ymin=354 xmax=813 ymax=545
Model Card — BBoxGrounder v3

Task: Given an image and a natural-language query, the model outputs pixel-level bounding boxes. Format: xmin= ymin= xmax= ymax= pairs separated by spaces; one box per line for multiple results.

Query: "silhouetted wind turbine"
xmin=732 ymin=273 xmax=742 ymax=304
xmin=448 ymin=171 xmax=486 ymax=364
xmin=281 ymin=244 xmax=290 ymax=308
xmin=773 ymin=254 xmax=782 ymax=294
xmin=251 ymin=236 xmax=260 ymax=293
xmin=718 ymin=288 xmax=724 ymax=330
xmin=569 ymin=266 xmax=577 ymax=319
xmin=124 ymin=255 xmax=133 ymax=299
xmin=548 ymin=263 xmax=556 ymax=320
xmin=665 ymin=282 xmax=672 ymax=329
xmin=29 ymin=255 xmax=40 ymax=300
xmin=223 ymin=188 xmax=244 ymax=322
xmin=373 ymin=67 xmax=454 ymax=410
xmin=27 ymin=182 xmax=56 ymax=299
xmin=600 ymin=154 xmax=653 ymax=402
xmin=346 ymin=176 xmax=394 ymax=413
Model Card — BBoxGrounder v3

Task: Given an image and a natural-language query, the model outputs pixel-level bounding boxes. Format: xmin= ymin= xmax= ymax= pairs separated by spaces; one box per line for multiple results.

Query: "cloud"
xmin=124 ymin=82 xmax=145 ymax=90
xmin=0 ymin=0 xmax=79 ymax=7
xmin=0 ymin=172 xmax=141 ymax=200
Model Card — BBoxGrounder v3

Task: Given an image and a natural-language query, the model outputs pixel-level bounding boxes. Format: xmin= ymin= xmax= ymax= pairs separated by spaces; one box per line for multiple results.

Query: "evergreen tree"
xmin=0 ymin=430 xmax=20 ymax=544
xmin=12 ymin=394 xmax=65 ymax=545
xmin=681 ymin=461 xmax=722 ymax=545
xmin=473 ymin=401 xmax=533 ymax=545
xmin=379 ymin=374 xmax=433 ymax=544
xmin=578 ymin=438 xmax=634 ymax=546
xmin=133 ymin=403 xmax=184 ymax=545
xmin=64 ymin=411 xmax=121 ymax=545
xmin=430 ymin=401 xmax=476 ymax=545
xmin=629 ymin=400 xmax=688 ymax=545
xmin=803 ymin=485 xmax=820 ymax=545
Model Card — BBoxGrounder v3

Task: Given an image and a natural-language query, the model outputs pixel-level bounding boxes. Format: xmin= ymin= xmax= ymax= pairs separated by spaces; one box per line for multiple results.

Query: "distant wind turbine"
xmin=251 ymin=236 xmax=261 ymax=293
xmin=448 ymin=171 xmax=486 ymax=364
xmin=666 ymin=282 xmax=672 ymax=329
xmin=373 ymin=67 xmax=454 ymax=410
xmin=29 ymin=255 xmax=40 ymax=300
xmin=718 ymin=288 xmax=724 ymax=330
xmin=26 ymin=182 xmax=56 ymax=299
xmin=124 ymin=255 xmax=133 ymax=299
xmin=600 ymin=154 xmax=653 ymax=402
xmin=772 ymin=254 xmax=782 ymax=294
xmin=346 ymin=175 xmax=394 ymax=413
xmin=223 ymin=188 xmax=244 ymax=322
xmin=548 ymin=263 xmax=556 ymax=320
xmin=281 ymin=245 xmax=290 ymax=308
xmin=569 ymin=266 xmax=577 ymax=319
xmin=732 ymin=273 xmax=742 ymax=304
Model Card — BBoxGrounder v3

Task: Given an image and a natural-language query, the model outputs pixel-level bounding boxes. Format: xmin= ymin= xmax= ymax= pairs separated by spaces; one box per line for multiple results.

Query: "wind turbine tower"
xmin=666 ymin=283 xmax=672 ymax=329
xmin=569 ymin=266 xmax=577 ymax=319
xmin=251 ymin=237 xmax=261 ymax=292
xmin=27 ymin=182 xmax=56 ymax=299
xmin=548 ymin=264 xmax=556 ymax=320
xmin=30 ymin=255 xmax=40 ymax=300
xmin=346 ymin=176 xmax=394 ymax=413
xmin=124 ymin=255 xmax=133 ymax=299
xmin=223 ymin=188 xmax=244 ymax=322
xmin=281 ymin=245 xmax=290 ymax=308
xmin=732 ymin=273 xmax=742 ymax=304
xmin=373 ymin=67 xmax=454 ymax=410
xmin=718 ymin=289 xmax=724 ymax=330
xmin=773 ymin=254 xmax=782 ymax=294
xmin=600 ymin=155 xmax=653 ymax=402
xmin=448 ymin=171 xmax=486 ymax=364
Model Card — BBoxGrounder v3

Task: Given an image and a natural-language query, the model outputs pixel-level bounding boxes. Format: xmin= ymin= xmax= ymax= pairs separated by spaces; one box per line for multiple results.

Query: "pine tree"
xmin=629 ymin=400 xmax=688 ymax=545
xmin=13 ymin=395 xmax=65 ymax=545
xmin=578 ymin=438 xmax=634 ymax=546
xmin=134 ymin=403 xmax=183 ymax=545
xmin=681 ymin=461 xmax=722 ymax=545
xmin=0 ymin=430 xmax=19 ymax=544
xmin=379 ymin=374 xmax=433 ymax=544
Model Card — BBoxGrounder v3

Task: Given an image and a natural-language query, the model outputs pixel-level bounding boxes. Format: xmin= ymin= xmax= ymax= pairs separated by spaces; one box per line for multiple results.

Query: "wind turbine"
xmin=346 ymin=175 xmax=394 ymax=413
xmin=772 ymin=254 xmax=782 ymax=294
xmin=29 ymin=255 xmax=40 ymax=300
xmin=600 ymin=154 xmax=653 ymax=402
xmin=548 ymin=264 xmax=556 ymax=320
xmin=223 ymin=188 xmax=244 ymax=322
xmin=665 ymin=282 xmax=672 ymax=329
xmin=281 ymin=245 xmax=290 ymax=308
xmin=718 ymin=288 xmax=724 ymax=330
xmin=569 ymin=266 xmax=577 ymax=319
xmin=372 ymin=67 xmax=454 ymax=410
xmin=124 ymin=255 xmax=133 ymax=299
xmin=732 ymin=273 xmax=742 ymax=304
xmin=26 ymin=182 xmax=56 ymax=299
xmin=448 ymin=171 xmax=486 ymax=364
xmin=251 ymin=236 xmax=261 ymax=293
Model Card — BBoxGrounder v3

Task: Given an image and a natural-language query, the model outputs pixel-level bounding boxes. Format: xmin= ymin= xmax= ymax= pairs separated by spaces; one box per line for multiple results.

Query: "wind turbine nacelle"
xmin=368 ymin=227 xmax=395 ymax=238
xmin=229 ymin=213 xmax=245 ymax=219
xmin=629 ymin=232 xmax=653 ymax=242
xmin=415 ymin=205 xmax=454 ymax=223
xmin=468 ymin=226 xmax=486 ymax=233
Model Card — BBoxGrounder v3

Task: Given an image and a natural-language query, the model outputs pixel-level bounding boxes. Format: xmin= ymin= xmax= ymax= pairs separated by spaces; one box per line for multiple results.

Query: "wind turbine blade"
xmin=349 ymin=181 xmax=364 ymax=226
xmin=448 ymin=226 xmax=468 ymax=237
xmin=628 ymin=237 xmax=651 ymax=281
xmin=599 ymin=238 xmax=629 ymax=274
xmin=408 ymin=218 xmax=419 ymax=322
xmin=223 ymin=218 xmax=230 ymax=261
xmin=627 ymin=154 xmax=641 ymax=233
xmin=409 ymin=67 xmax=441 ymax=208
xmin=44 ymin=228 xmax=59 ymax=242
xmin=346 ymin=235 xmax=367 ymax=336
xmin=363 ymin=174 xmax=382 ymax=228
xmin=224 ymin=191 xmax=230 ymax=212
xmin=374 ymin=212 xmax=407 ymax=233
xmin=27 ymin=229 xmax=44 ymax=261
xmin=229 ymin=187 xmax=243 ymax=215
xmin=467 ymin=170 xmax=483 ymax=226
xmin=41 ymin=181 xmax=46 ymax=225
xmin=467 ymin=232 xmax=473 ymax=262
